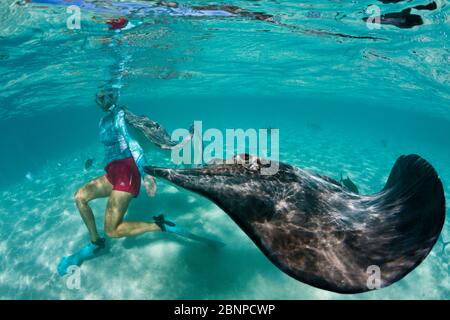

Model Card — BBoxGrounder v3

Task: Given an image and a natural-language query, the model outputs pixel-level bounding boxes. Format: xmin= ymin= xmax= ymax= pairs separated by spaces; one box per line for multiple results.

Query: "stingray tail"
xmin=381 ymin=154 xmax=445 ymax=248
xmin=165 ymin=123 xmax=195 ymax=150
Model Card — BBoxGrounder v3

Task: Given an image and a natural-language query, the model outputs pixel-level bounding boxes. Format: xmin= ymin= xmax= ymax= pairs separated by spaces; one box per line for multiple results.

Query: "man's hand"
xmin=144 ymin=175 xmax=157 ymax=197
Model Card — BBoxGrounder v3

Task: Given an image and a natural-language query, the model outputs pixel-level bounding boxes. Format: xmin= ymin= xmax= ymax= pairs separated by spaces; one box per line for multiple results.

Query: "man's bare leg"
xmin=104 ymin=190 xmax=161 ymax=238
xmin=74 ymin=176 xmax=112 ymax=242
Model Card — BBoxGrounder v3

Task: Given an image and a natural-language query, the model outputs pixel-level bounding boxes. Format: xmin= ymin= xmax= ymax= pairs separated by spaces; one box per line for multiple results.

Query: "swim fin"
xmin=154 ymin=214 xmax=225 ymax=247
xmin=57 ymin=238 xmax=106 ymax=276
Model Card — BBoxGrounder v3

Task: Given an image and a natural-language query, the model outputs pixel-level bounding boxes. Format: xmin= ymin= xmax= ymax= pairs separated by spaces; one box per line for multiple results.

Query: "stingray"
xmin=145 ymin=154 xmax=445 ymax=293
xmin=123 ymin=108 xmax=194 ymax=154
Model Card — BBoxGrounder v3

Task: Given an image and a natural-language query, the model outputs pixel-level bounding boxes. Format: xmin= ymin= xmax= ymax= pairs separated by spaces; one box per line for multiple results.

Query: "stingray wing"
xmin=124 ymin=109 xmax=194 ymax=151
xmin=144 ymin=155 xmax=446 ymax=294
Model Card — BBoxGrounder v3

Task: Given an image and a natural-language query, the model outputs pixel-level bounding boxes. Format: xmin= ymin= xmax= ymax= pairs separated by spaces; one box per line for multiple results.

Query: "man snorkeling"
xmin=57 ymin=90 xmax=202 ymax=275
xmin=74 ymin=90 xmax=166 ymax=250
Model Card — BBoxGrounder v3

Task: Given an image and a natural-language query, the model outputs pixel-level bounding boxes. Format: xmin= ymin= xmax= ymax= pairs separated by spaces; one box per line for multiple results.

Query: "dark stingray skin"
xmin=145 ymin=154 xmax=445 ymax=293
xmin=123 ymin=109 xmax=194 ymax=150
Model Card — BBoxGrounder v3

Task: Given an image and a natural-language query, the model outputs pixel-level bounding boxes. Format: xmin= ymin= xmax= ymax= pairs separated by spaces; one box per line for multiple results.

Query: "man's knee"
xmin=74 ymin=188 xmax=90 ymax=205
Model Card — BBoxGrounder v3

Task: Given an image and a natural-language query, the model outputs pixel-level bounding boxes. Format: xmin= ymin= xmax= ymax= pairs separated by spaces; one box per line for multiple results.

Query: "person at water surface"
xmin=74 ymin=90 xmax=162 ymax=248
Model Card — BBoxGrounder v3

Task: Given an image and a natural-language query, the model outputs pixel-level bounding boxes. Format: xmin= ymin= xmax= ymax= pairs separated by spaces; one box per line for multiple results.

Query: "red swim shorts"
xmin=104 ymin=157 xmax=141 ymax=197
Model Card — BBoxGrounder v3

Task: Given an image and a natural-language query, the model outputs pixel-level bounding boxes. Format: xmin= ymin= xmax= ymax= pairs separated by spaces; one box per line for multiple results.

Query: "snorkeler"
xmin=74 ymin=90 xmax=163 ymax=249
xmin=57 ymin=91 xmax=219 ymax=276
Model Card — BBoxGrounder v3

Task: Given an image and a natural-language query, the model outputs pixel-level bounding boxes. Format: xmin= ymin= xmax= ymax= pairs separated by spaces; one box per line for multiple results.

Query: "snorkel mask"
xmin=95 ymin=90 xmax=118 ymax=111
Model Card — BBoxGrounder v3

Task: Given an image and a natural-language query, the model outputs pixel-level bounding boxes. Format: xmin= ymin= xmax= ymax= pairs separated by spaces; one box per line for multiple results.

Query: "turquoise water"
xmin=0 ymin=0 xmax=449 ymax=299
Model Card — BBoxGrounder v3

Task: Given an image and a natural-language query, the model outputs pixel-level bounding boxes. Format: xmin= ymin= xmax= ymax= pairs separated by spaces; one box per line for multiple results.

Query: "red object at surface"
xmin=106 ymin=17 xmax=128 ymax=30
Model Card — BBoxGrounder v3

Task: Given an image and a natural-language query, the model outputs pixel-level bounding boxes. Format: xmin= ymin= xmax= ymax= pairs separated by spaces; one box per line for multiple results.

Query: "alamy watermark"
xmin=66 ymin=5 xmax=81 ymax=30
xmin=64 ymin=265 xmax=81 ymax=290
xmin=366 ymin=265 xmax=381 ymax=290
xmin=170 ymin=121 xmax=280 ymax=175
xmin=365 ymin=5 xmax=381 ymax=30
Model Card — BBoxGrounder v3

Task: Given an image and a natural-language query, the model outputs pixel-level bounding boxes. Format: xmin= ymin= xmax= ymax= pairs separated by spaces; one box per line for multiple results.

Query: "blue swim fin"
xmin=57 ymin=238 xmax=106 ymax=276
xmin=154 ymin=215 xmax=225 ymax=247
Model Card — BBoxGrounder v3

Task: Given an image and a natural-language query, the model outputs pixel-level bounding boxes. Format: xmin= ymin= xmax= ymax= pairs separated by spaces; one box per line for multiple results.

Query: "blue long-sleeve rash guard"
xmin=99 ymin=105 xmax=146 ymax=177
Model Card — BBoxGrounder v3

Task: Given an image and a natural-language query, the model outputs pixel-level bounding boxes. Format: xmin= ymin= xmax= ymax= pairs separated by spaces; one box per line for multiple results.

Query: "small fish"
xmin=340 ymin=173 xmax=359 ymax=194
xmin=84 ymin=158 xmax=94 ymax=170
xmin=381 ymin=139 xmax=388 ymax=148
